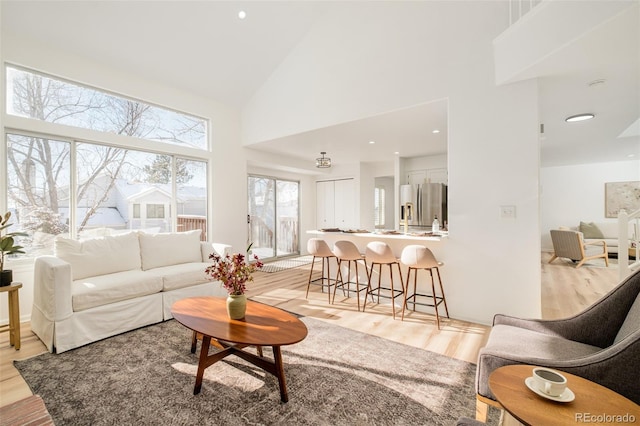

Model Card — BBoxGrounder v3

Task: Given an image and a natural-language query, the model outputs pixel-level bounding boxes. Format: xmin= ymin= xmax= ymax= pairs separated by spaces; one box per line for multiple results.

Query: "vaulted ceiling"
xmin=2 ymin=1 xmax=638 ymax=168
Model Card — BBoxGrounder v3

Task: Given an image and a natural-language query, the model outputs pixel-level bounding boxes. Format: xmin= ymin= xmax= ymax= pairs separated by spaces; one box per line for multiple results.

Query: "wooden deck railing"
xmin=177 ymin=215 xmax=206 ymax=241
xmin=250 ymin=216 xmax=299 ymax=255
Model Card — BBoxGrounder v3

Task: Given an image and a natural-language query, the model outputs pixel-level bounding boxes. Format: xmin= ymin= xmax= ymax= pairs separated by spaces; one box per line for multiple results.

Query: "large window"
xmin=6 ymin=66 xmax=207 ymax=149
xmin=4 ymin=66 xmax=210 ymax=257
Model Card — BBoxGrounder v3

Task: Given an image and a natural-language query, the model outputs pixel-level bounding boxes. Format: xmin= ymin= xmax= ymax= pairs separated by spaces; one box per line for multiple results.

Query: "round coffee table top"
xmin=489 ymin=364 xmax=640 ymax=426
xmin=171 ymin=296 xmax=308 ymax=347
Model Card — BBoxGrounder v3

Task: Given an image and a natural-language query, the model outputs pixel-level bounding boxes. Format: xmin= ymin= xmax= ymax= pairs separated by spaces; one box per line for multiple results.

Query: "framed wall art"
xmin=605 ymin=181 xmax=640 ymax=218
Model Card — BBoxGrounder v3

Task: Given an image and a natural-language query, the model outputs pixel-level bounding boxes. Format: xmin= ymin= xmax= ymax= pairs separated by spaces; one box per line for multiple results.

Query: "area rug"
xmin=260 ymin=255 xmax=314 ymax=273
xmin=15 ymin=317 xmax=498 ymax=425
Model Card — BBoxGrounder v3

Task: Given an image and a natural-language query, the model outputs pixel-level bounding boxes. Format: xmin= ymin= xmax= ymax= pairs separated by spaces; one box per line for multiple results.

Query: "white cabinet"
xmin=334 ymin=178 xmax=355 ymax=229
xmin=427 ymin=168 xmax=448 ymax=184
xmin=407 ymin=171 xmax=426 ymax=185
xmin=407 ymin=168 xmax=448 ymax=185
xmin=316 ymin=178 xmax=355 ymax=229
xmin=316 ymin=180 xmax=335 ymax=229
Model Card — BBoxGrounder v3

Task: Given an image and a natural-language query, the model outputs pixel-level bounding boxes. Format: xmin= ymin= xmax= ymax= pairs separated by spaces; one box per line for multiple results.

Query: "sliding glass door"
xmin=248 ymin=176 xmax=299 ymax=261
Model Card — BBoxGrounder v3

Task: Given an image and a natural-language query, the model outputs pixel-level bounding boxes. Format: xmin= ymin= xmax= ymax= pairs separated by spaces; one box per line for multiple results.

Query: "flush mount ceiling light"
xmin=565 ymin=113 xmax=595 ymax=122
xmin=316 ymin=152 xmax=331 ymax=168
xmin=238 ymin=10 xmax=247 ymax=19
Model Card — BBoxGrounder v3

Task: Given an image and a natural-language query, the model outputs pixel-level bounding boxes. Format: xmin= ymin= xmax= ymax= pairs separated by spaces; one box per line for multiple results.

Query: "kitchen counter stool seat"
xmin=306 ymin=238 xmax=338 ymax=303
xmin=400 ymin=244 xmax=449 ymax=329
xmin=332 ymin=240 xmax=369 ymax=311
xmin=364 ymin=241 xmax=404 ymax=319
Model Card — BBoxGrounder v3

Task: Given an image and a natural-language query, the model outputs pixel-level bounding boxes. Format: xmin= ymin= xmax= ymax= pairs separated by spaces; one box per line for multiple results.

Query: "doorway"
xmin=248 ymin=175 xmax=300 ymax=261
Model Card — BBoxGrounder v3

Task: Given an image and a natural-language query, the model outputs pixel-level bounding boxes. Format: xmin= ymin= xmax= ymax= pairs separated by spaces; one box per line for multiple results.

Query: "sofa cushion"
xmin=145 ymin=262 xmax=212 ymax=291
xmin=138 ymin=230 xmax=202 ymax=271
xmin=614 ymin=293 xmax=640 ymax=344
xmin=55 ymin=232 xmax=141 ymax=280
xmin=580 ymin=221 xmax=604 ymax=239
xmin=71 ymin=270 xmax=163 ymax=312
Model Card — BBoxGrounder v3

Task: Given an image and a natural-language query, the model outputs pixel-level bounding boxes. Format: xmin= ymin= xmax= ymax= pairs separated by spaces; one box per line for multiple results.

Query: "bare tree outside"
xmin=5 ymin=66 xmax=209 ymax=254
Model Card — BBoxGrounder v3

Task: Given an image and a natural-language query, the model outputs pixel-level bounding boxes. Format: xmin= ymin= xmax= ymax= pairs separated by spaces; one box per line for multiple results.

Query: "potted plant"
xmin=0 ymin=211 xmax=28 ymax=287
xmin=205 ymin=245 xmax=263 ymax=319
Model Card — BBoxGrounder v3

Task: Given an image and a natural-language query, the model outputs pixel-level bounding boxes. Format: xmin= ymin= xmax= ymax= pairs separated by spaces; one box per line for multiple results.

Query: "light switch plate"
xmin=500 ymin=205 xmax=516 ymax=219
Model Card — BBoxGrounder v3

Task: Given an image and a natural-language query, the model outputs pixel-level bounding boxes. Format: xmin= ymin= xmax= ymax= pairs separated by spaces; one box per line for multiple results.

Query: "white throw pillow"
xmin=55 ymin=232 xmax=142 ymax=280
xmin=138 ymin=230 xmax=202 ymax=271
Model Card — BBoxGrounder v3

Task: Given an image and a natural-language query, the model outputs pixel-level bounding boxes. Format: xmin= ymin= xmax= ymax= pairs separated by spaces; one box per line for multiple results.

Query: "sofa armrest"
xmin=200 ymin=242 xmax=232 ymax=261
xmin=33 ymin=256 xmax=73 ymax=321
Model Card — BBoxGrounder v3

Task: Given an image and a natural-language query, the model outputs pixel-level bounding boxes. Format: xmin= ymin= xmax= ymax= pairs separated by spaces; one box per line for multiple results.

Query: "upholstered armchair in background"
xmin=474 ymin=267 xmax=640 ymax=421
xmin=549 ymin=229 xmax=609 ymax=268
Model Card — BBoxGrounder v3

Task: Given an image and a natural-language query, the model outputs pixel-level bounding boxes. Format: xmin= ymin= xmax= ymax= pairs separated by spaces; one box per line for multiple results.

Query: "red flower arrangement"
xmin=205 ymin=251 xmax=263 ymax=296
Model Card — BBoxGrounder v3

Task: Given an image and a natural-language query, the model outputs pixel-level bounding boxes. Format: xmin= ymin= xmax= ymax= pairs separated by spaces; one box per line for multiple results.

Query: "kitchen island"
xmin=305 ymin=229 xmax=449 ymax=313
xmin=306 ymin=229 xmax=447 ymax=258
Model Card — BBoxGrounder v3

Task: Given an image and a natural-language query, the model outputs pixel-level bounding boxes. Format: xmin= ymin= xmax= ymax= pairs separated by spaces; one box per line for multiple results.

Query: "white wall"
xmin=242 ymin=2 xmax=541 ymax=324
xmin=541 ymin=160 xmax=640 ymax=250
xmin=375 ymin=176 xmax=395 ymax=230
xmin=1 ymin=33 xmax=248 ymax=322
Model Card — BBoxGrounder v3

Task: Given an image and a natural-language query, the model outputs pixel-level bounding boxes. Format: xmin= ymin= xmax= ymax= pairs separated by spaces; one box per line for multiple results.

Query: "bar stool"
xmin=400 ymin=245 xmax=449 ymax=329
xmin=306 ymin=238 xmax=337 ymax=303
xmin=363 ymin=241 xmax=404 ymax=319
xmin=332 ymin=240 xmax=369 ymax=311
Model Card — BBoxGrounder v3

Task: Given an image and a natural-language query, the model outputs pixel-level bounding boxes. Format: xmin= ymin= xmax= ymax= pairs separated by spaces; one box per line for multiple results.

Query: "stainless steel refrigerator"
xmin=399 ymin=183 xmax=447 ymax=229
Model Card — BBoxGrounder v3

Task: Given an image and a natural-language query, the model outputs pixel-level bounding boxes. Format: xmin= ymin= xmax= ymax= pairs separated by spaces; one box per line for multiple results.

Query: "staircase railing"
xmin=618 ymin=209 xmax=640 ymax=281
xmin=509 ymin=0 xmax=544 ymax=26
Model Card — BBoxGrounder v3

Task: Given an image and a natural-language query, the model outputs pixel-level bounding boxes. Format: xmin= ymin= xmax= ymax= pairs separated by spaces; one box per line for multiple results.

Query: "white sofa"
xmin=577 ymin=221 xmax=637 ymax=255
xmin=31 ymin=230 xmax=230 ymax=353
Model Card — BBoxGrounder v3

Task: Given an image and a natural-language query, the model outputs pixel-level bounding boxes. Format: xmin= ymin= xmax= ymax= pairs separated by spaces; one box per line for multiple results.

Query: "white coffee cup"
xmin=532 ymin=367 xmax=567 ymax=397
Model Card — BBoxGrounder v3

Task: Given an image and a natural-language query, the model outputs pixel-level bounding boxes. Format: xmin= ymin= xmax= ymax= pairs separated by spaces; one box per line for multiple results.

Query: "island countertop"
xmin=307 ymin=229 xmax=445 ymax=241
xmin=306 ymin=229 xmax=447 ymax=257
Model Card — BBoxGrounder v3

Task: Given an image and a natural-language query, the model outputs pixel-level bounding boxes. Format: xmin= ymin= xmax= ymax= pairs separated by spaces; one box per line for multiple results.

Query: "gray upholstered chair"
xmin=549 ymin=229 xmax=608 ymax=268
xmin=475 ymin=267 xmax=640 ymax=421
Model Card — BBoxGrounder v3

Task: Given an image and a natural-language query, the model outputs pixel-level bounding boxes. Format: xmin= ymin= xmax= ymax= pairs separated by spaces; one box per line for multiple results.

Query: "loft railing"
xmin=509 ymin=0 xmax=544 ymax=26
xmin=618 ymin=209 xmax=640 ymax=281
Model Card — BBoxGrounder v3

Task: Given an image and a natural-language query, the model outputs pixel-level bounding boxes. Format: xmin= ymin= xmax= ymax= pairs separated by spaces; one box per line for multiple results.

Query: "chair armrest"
xmin=584 ymin=239 xmax=607 ymax=247
xmin=200 ymin=242 xmax=232 ymax=261
xmin=477 ymin=329 xmax=640 ymax=404
xmin=33 ymin=256 xmax=73 ymax=321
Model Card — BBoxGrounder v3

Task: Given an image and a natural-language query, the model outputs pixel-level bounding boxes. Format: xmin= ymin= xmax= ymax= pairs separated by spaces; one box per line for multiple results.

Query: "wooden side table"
xmin=0 ymin=282 xmax=22 ymax=350
xmin=489 ymin=364 xmax=640 ymax=425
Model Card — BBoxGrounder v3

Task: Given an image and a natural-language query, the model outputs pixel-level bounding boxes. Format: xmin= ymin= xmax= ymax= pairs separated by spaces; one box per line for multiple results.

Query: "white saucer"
xmin=525 ymin=377 xmax=575 ymax=402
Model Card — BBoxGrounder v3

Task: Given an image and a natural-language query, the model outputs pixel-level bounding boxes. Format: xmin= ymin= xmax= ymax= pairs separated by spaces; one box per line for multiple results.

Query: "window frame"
xmin=2 ymin=64 xmax=213 ymax=255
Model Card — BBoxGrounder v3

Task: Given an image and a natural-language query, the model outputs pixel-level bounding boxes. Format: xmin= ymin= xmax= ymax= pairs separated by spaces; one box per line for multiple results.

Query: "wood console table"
xmin=0 ymin=282 xmax=22 ymax=350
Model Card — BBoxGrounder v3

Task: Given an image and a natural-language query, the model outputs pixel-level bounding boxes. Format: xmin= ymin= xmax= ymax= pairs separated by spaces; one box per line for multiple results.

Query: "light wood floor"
xmin=0 ymin=251 xmax=620 ymax=409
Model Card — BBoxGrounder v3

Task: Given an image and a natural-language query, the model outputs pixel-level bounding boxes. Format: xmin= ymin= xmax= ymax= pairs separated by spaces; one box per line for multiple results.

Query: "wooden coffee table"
xmin=489 ymin=364 xmax=640 ymax=425
xmin=171 ymin=296 xmax=308 ymax=402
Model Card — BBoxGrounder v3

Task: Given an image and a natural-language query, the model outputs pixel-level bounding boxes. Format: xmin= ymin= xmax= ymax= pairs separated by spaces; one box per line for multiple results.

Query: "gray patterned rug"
xmin=15 ymin=317 xmax=498 ymax=425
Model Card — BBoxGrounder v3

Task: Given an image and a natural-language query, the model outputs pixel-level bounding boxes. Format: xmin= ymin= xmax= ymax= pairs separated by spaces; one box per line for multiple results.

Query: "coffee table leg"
xmin=191 ymin=331 xmax=198 ymax=354
xmin=194 ymin=336 xmax=211 ymax=395
xmin=272 ymin=346 xmax=288 ymax=403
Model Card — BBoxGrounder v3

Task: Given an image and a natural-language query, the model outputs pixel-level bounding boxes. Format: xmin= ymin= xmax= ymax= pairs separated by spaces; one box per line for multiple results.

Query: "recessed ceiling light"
xmin=565 ymin=113 xmax=595 ymax=122
xmin=394 ymin=152 xmax=400 ymax=155
xmin=238 ymin=10 xmax=247 ymax=19
xmin=369 ymin=140 xmax=375 ymax=144
xmin=432 ymin=129 xmax=440 ymax=134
